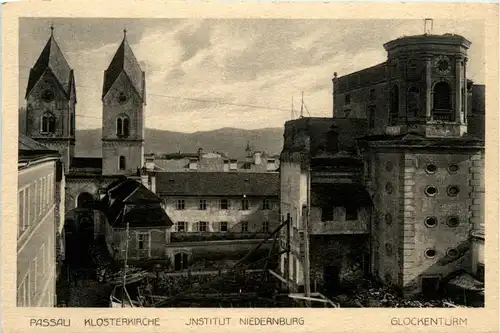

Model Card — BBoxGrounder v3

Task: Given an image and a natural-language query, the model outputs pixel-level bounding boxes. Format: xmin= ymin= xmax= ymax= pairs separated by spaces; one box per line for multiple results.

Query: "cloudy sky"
xmin=19 ymin=18 xmax=485 ymax=133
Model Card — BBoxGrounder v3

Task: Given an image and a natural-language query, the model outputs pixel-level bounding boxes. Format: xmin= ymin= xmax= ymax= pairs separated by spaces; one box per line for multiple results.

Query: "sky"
xmin=19 ymin=18 xmax=485 ymax=133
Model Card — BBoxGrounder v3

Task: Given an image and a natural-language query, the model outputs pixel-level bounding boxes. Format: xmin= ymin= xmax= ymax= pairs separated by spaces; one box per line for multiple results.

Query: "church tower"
xmin=101 ymin=30 xmax=146 ymax=176
xmin=25 ymin=26 xmax=76 ymax=173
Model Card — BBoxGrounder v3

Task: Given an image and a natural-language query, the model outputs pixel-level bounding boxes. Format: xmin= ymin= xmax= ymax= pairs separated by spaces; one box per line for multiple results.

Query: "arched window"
xmin=116 ymin=118 xmax=122 ymax=135
xmin=407 ymin=86 xmax=420 ymax=118
xmin=116 ymin=116 xmax=130 ymax=137
xmin=123 ymin=118 xmax=129 ymax=137
xmin=41 ymin=112 xmax=56 ymax=134
xmin=432 ymin=81 xmax=452 ymax=121
xmin=407 ymin=59 xmax=418 ymax=76
xmin=389 ymin=85 xmax=399 ymax=124
xmin=119 ymin=156 xmax=126 ymax=170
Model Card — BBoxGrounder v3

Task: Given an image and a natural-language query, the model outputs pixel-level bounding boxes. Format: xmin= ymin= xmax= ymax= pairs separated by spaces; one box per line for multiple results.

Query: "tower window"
xmin=446 ymin=216 xmax=459 ymax=228
xmin=447 ymin=185 xmax=460 ymax=197
xmin=119 ymin=156 xmax=126 ymax=170
xmin=424 ymin=185 xmax=437 ymax=197
xmin=407 ymin=59 xmax=418 ymax=76
xmin=116 ymin=116 xmax=130 ymax=137
xmin=446 ymin=248 xmax=459 ymax=259
xmin=424 ymin=217 xmax=438 ymax=228
xmin=447 ymin=164 xmax=459 ymax=174
xmin=425 ymin=164 xmax=437 ymax=174
xmin=385 ymin=213 xmax=392 ymax=226
xmin=345 ymin=206 xmax=358 ymax=221
xmin=41 ymin=112 xmax=56 ymax=134
xmin=389 ymin=85 xmax=399 ymax=125
xmin=344 ymin=94 xmax=351 ymax=105
xmin=424 ymin=248 xmax=436 ymax=259
xmin=432 ymin=81 xmax=452 ymax=121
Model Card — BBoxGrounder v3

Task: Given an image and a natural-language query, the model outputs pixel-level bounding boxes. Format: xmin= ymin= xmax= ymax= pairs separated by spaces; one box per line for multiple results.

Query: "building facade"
xmin=18 ymin=135 xmax=61 ymax=307
xmin=280 ymin=33 xmax=485 ymax=298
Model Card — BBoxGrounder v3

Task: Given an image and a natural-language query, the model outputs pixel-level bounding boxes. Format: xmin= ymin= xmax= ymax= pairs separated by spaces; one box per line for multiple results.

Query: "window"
xmin=176 ymin=200 xmax=185 ymax=210
xmin=322 ymin=206 xmax=334 ymax=221
xmin=389 ymin=85 xmax=399 ymax=124
xmin=199 ymin=199 xmax=207 ymax=210
xmin=408 ymin=59 xmax=418 ymax=75
xmin=262 ymin=199 xmax=271 ymax=210
xmin=345 ymin=206 xmax=358 ymax=221
xmin=241 ymin=199 xmax=249 ymax=210
xmin=446 ymin=216 xmax=459 ymax=228
xmin=119 ymin=156 xmax=126 ymax=170
xmin=407 ymin=86 xmax=420 ymax=118
xmin=425 ymin=164 xmax=437 ymax=174
xmin=41 ymin=112 xmax=56 ymax=134
xmin=424 ymin=248 xmax=436 ymax=259
xmin=70 ymin=113 xmax=74 ymax=136
xmin=433 ymin=82 xmax=452 ymax=110
xmin=447 ymin=164 xmax=459 ymax=174
xmin=174 ymin=252 xmax=189 ymax=271
xmin=116 ymin=116 xmax=130 ymax=137
xmin=261 ymin=221 xmax=270 ymax=232
xmin=446 ymin=248 xmax=459 ymax=259
xmin=367 ymin=105 xmax=375 ymax=129
xmin=344 ymin=94 xmax=351 ymax=105
xmin=424 ymin=217 xmax=438 ymax=228
xmin=385 ymin=182 xmax=393 ymax=194
xmin=369 ymin=89 xmax=376 ymax=101
xmin=385 ymin=161 xmax=393 ymax=172
xmin=425 ymin=185 xmax=437 ymax=197
xmin=241 ymin=221 xmax=249 ymax=232
xmin=447 ymin=185 xmax=460 ymax=197
xmin=198 ymin=221 xmax=208 ymax=232
xmin=385 ymin=243 xmax=393 ymax=256
xmin=219 ymin=221 xmax=228 ymax=232
xmin=137 ymin=233 xmax=149 ymax=250
xmin=219 ymin=199 xmax=229 ymax=210
xmin=175 ymin=221 xmax=186 ymax=232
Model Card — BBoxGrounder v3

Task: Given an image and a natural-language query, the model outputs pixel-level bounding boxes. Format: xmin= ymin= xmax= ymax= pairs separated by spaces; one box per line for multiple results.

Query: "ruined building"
xmin=279 ymin=33 xmax=485 ymax=297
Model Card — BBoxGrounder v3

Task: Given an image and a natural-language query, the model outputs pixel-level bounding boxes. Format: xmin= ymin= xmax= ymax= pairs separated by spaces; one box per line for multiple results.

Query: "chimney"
xmin=150 ymin=174 xmax=156 ymax=194
xmin=254 ymin=152 xmax=262 ymax=165
xmin=197 ymin=147 xmax=204 ymax=158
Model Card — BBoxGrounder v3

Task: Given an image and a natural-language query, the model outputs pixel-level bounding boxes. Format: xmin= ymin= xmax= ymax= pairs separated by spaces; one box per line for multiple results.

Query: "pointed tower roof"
xmin=25 ymin=26 xmax=74 ymax=99
xmin=102 ymin=29 xmax=145 ymax=101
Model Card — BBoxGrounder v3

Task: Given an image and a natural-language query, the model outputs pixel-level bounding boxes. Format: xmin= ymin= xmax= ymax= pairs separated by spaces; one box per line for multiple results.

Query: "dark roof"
xmin=70 ymin=157 xmax=103 ymax=169
xmin=100 ymin=178 xmax=173 ymax=228
xmin=156 ymin=172 xmax=279 ymax=197
xmin=102 ymin=35 xmax=145 ymax=101
xmin=18 ymin=134 xmax=60 ymax=163
xmin=25 ymin=33 xmax=74 ymax=99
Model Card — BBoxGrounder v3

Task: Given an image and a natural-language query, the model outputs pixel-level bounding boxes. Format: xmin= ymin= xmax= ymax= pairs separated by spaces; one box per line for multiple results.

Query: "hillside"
xmin=74 ymin=127 xmax=284 ymax=159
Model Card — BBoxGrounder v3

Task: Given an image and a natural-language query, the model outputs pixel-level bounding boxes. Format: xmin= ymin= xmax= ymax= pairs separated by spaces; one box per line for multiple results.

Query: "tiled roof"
xmin=25 ymin=34 xmax=74 ymax=98
xmin=100 ymin=178 xmax=173 ymax=228
xmin=156 ymin=172 xmax=279 ymax=197
xmin=102 ymin=35 xmax=145 ymax=101
xmin=18 ymin=134 xmax=59 ymax=163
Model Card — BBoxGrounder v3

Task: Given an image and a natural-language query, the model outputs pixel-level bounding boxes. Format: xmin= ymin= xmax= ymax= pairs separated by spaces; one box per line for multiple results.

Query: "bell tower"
xmin=383 ymin=33 xmax=471 ymax=138
xmin=25 ymin=26 xmax=76 ymax=173
xmin=101 ymin=30 xmax=146 ymax=175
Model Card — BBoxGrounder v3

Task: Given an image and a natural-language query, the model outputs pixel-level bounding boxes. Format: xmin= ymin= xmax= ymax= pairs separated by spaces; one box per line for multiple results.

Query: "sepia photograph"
xmin=2 ymin=1 xmax=499 ymax=332
xmin=16 ymin=16 xmax=487 ymax=309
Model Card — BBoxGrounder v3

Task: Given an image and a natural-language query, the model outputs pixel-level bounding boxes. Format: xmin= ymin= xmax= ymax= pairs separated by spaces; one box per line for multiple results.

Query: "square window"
xmin=176 ymin=199 xmax=185 ymax=210
xmin=261 ymin=221 xmax=270 ymax=232
xmin=199 ymin=199 xmax=207 ymax=210
xmin=198 ymin=222 xmax=208 ymax=232
xmin=219 ymin=199 xmax=229 ymax=210
xmin=241 ymin=221 xmax=249 ymax=232
xmin=220 ymin=221 xmax=228 ymax=232
xmin=137 ymin=233 xmax=149 ymax=250
xmin=241 ymin=199 xmax=249 ymax=210
xmin=262 ymin=199 xmax=271 ymax=210
xmin=176 ymin=221 xmax=186 ymax=232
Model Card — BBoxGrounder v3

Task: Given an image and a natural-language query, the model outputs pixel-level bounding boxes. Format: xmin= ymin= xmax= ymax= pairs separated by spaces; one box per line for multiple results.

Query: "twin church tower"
xmin=24 ymin=28 xmax=145 ymax=176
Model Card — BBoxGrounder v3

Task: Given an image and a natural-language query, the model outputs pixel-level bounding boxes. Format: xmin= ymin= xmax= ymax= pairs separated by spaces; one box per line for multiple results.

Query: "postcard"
xmin=1 ymin=1 xmax=499 ymax=332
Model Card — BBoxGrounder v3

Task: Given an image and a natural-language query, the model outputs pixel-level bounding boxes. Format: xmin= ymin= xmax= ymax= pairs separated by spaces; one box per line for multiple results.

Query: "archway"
xmin=77 ymin=192 xmax=95 ymax=209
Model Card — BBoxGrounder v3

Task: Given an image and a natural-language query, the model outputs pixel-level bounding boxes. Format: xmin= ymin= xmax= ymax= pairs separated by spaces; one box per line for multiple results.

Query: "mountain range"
xmin=76 ymin=127 xmax=284 ymax=159
xmin=18 ymin=107 xmax=284 ymax=158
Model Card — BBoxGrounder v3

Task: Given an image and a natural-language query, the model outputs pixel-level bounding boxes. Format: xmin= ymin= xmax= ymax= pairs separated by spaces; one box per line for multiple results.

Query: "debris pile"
xmin=87 ymin=243 xmax=113 ymax=282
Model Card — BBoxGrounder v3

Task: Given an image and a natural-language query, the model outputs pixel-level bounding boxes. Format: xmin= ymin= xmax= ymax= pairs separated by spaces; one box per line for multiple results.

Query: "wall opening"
xmin=174 ymin=252 xmax=189 ymax=271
